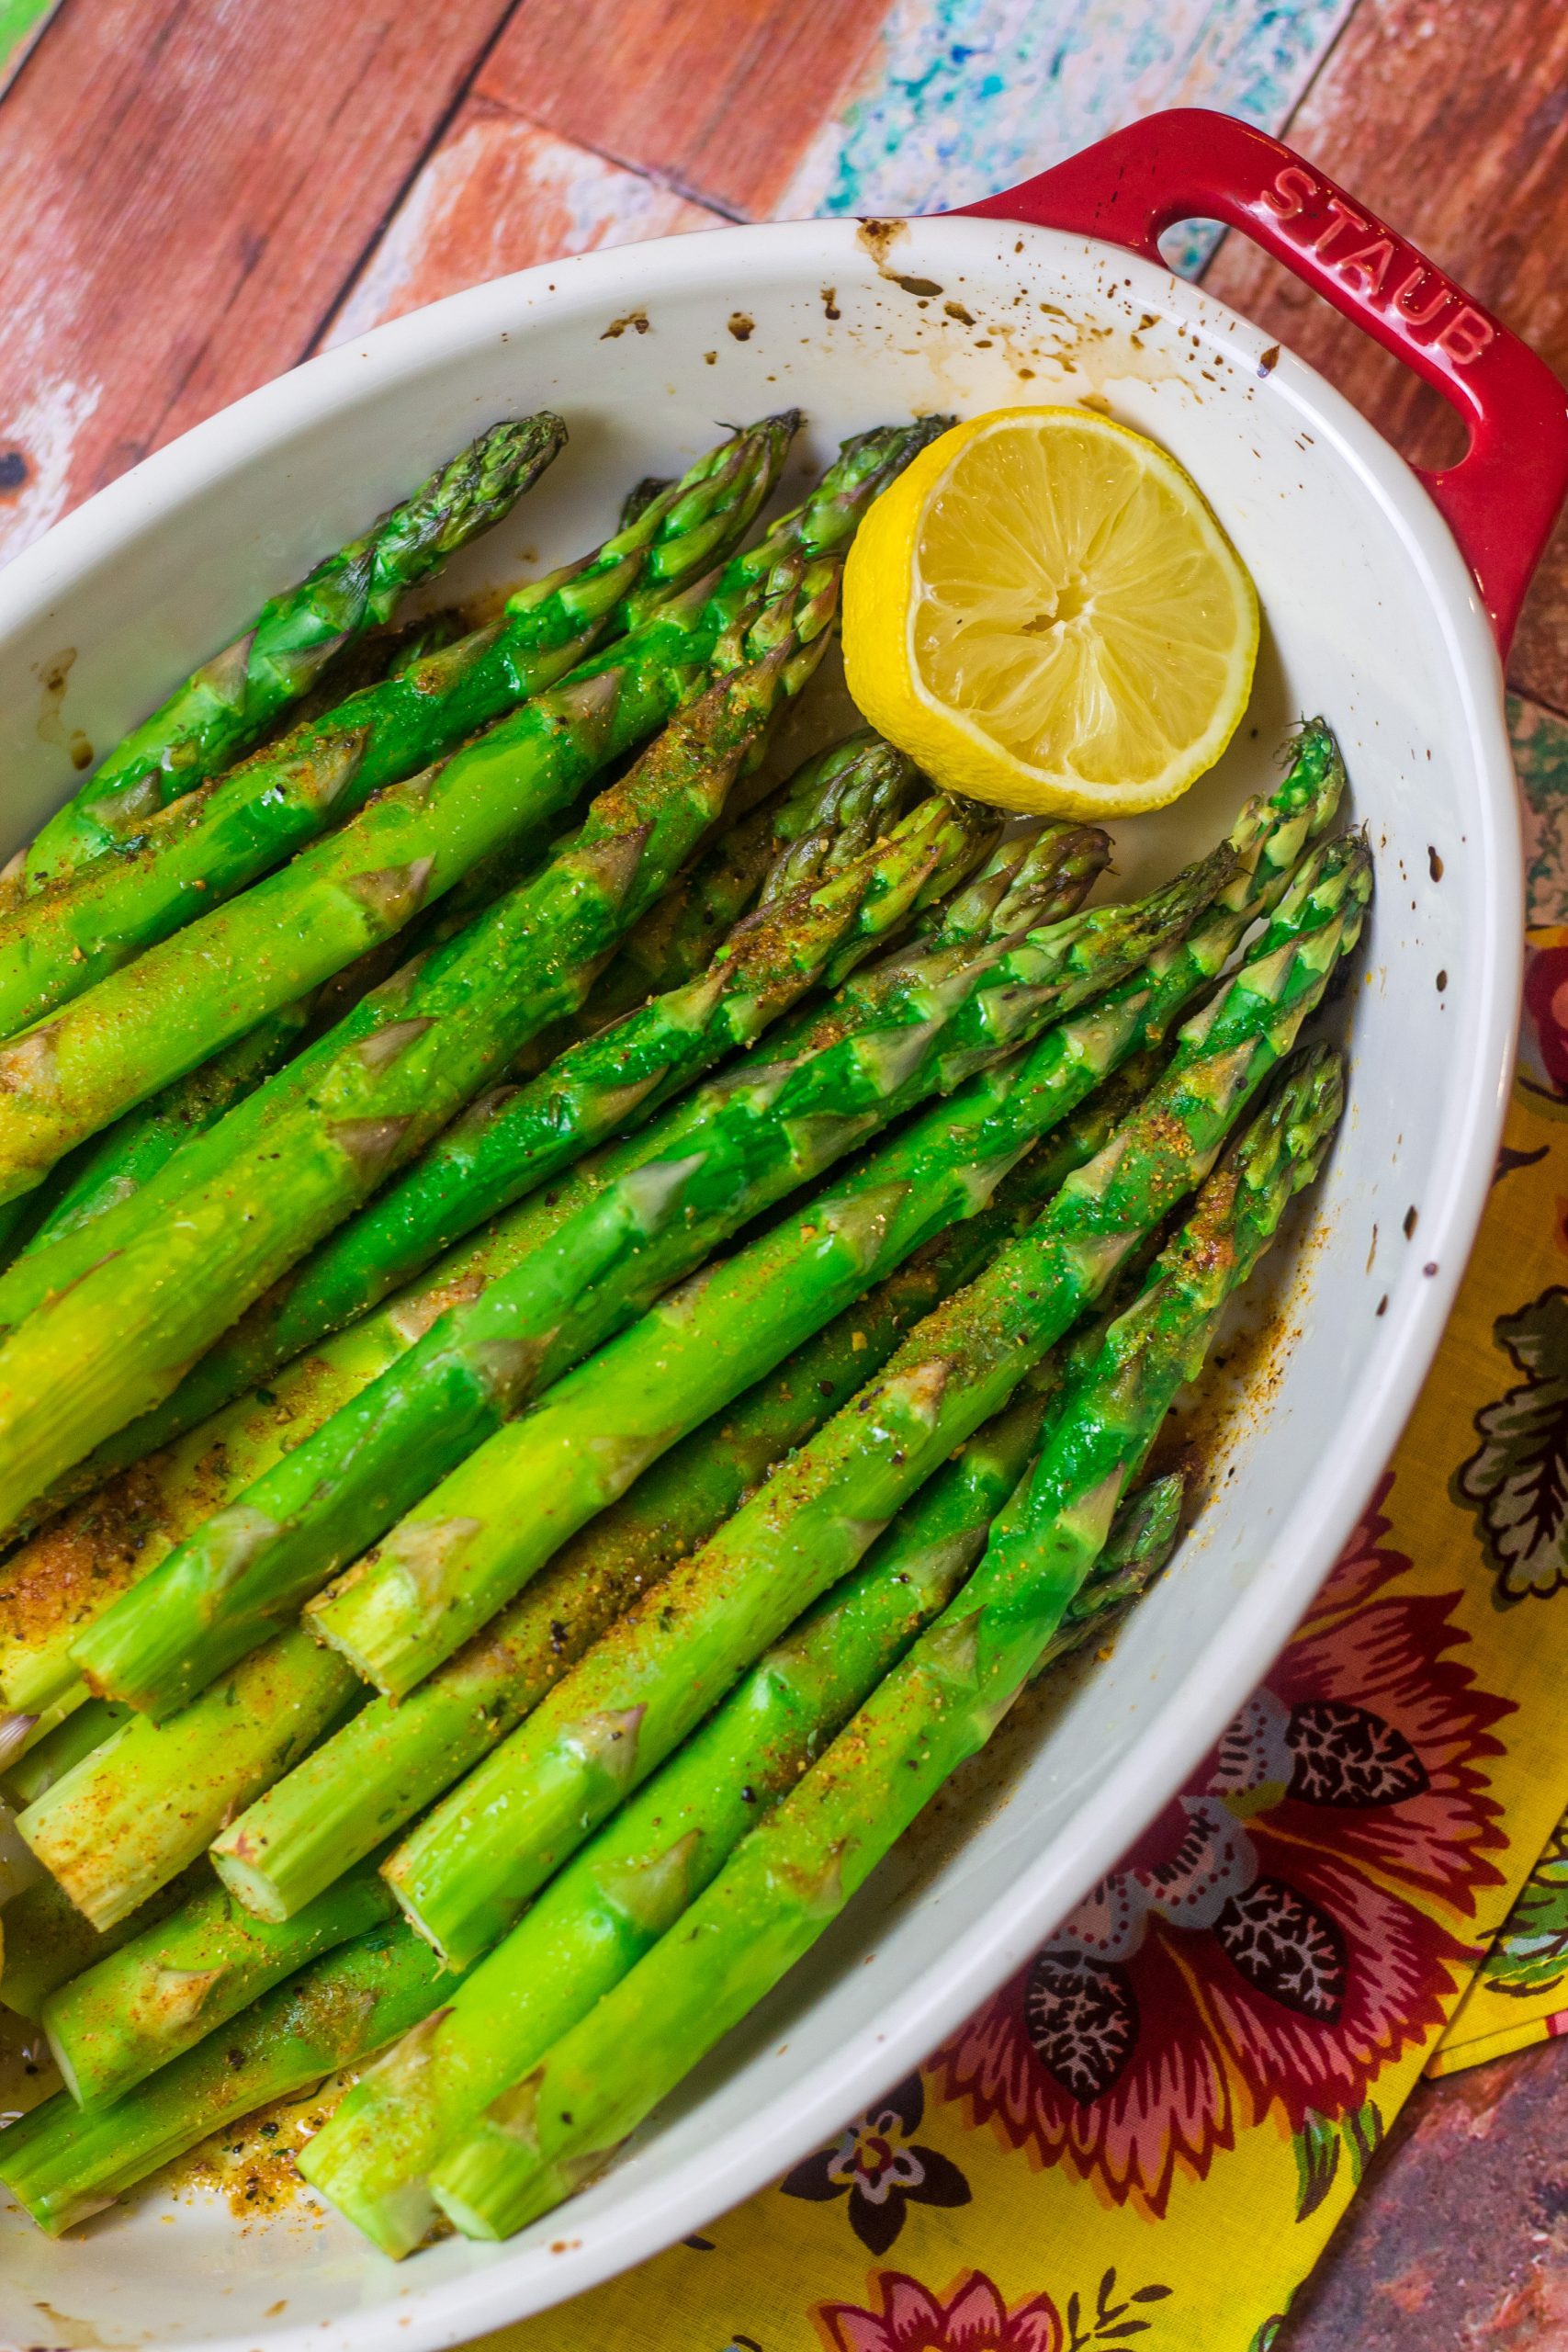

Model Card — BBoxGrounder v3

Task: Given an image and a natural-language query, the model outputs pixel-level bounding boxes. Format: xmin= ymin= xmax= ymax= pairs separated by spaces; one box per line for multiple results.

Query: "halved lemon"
xmin=843 ymin=406 xmax=1258 ymax=819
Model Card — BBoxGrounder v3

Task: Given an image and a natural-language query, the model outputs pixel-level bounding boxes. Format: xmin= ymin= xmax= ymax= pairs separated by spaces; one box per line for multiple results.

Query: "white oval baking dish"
xmin=0 ymin=107 xmax=1563 ymax=2352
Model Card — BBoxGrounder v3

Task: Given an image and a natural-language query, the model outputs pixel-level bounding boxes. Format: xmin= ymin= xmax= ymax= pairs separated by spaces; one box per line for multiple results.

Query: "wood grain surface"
xmin=0 ymin=0 xmax=512 ymax=555
xmin=1280 ymin=2037 xmax=1568 ymax=2350
xmin=326 ymin=101 xmax=724 ymax=343
xmin=1204 ymin=0 xmax=1568 ymax=717
xmin=482 ymin=0 xmax=883 ymax=216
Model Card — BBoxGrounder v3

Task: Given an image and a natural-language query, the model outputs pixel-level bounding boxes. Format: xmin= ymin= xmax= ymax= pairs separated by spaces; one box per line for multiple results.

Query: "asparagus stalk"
xmin=0 ymin=1921 xmax=446 ymax=2236
xmin=4 ymin=857 xmax=429 ymax=1279
xmin=431 ymin=1051 xmax=1345 ymax=2238
xmin=281 ymin=606 xmax=469 ymax=729
xmin=0 ymin=1867 xmax=199 ymax=2021
xmin=619 ymin=476 xmax=675 ymax=530
xmin=0 ymin=415 xmax=792 ymax=1039
xmin=42 ymin=1860 xmax=398 ymax=2109
xmin=20 ymin=418 xmax=569 ymax=890
xmin=380 ymin=841 xmax=1368 ymax=1969
xmin=206 ymin=1069 xmax=1156 ymax=1925
xmin=301 ymin=784 xmax=1325 ymax=1707
xmin=300 ymin=1377 xmax=1179 ymax=2259
xmin=582 ymin=729 xmax=920 ymax=1031
xmin=17 ymin=1629 xmax=358 ymax=1929
xmin=16 ymin=1003 xmax=315 ymax=1261
xmin=118 ymin=816 xmax=1153 ymax=1719
xmin=0 ymin=551 xmax=849 ymax=1532
xmin=73 ymin=766 xmax=992 ymax=1508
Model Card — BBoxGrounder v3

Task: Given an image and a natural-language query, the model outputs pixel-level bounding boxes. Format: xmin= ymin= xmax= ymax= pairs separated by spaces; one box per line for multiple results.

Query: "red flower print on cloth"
xmin=931 ymin=1479 xmax=1511 ymax=2214
xmin=781 ymin=2073 xmax=969 ymax=2254
xmin=816 ymin=2268 xmax=1064 ymax=2352
xmin=1520 ymin=933 xmax=1568 ymax=1102
xmin=815 ymin=2266 xmax=1173 ymax=2352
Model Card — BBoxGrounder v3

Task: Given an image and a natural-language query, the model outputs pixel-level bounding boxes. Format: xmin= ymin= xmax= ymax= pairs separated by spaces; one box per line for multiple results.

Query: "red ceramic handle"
xmin=955 ymin=107 xmax=1568 ymax=656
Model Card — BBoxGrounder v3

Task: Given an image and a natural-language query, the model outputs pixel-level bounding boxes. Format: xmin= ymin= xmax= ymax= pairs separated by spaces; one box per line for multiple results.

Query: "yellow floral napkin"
xmin=476 ymin=701 xmax=1568 ymax=2351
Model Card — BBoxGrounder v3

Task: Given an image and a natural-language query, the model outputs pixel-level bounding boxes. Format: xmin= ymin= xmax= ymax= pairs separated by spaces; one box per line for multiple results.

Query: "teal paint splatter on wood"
xmin=782 ymin=0 xmax=1356 ymax=275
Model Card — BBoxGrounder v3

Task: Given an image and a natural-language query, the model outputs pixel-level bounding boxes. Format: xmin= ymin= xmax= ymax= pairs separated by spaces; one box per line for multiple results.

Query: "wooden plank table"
xmin=2 ymin=2 xmax=1565 ymax=2338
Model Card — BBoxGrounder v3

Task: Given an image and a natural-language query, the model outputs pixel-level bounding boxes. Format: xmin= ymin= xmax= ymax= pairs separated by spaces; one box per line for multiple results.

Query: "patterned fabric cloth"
xmin=477 ymin=701 xmax=1568 ymax=2351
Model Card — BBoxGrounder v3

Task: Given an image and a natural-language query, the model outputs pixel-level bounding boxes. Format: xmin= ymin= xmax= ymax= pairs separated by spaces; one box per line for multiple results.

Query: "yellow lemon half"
xmin=843 ymin=406 xmax=1259 ymax=819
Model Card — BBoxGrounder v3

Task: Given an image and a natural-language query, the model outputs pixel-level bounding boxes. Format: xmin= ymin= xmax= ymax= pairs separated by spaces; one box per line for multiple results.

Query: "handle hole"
xmin=1156 ymin=218 xmax=1226 ymax=277
xmin=1202 ymin=234 xmax=1471 ymax=473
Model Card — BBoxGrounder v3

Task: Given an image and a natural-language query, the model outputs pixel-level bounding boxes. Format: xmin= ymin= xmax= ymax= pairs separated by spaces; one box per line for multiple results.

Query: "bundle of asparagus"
xmin=429 ymin=1046 xmax=1347 ymax=2241
xmin=17 ymin=808 xmax=1110 ymax=1930
xmin=0 ymin=989 xmax=1352 ymax=2240
xmin=0 ymin=412 xmax=776 ymax=1031
xmin=0 ymin=402 xmax=1364 ymax=2273
xmin=0 ymin=425 xmax=946 ymax=1529
xmin=5 ymin=731 xmax=1353 ymax=1943
xmin=17 ymin=418 xmax=569 ymax=892
xmin=0 ymin=735 xmax=972 ymax=1741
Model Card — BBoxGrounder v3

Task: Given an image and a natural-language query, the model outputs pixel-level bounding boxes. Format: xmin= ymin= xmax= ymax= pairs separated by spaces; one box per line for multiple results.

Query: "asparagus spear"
xmin=0 ymin=1867 xmax=199 ymax=2021
xmin=99 ymin=816 xmax=1149 ymax=1720
xmin=619 ymin=475 xmax=675 ymax=530
xmin=42 ymin=1860 xmax=398 ymax=2109
xmin=4 ymin=846 xmax=433 ymax=1278
xmin=0 ymin=551 xmax=849 ymax=1531
xmin=17 ymin=1628 xmax=358 ymax=1929
xmin=0 ymin=415 xmax=793 ymax=1038
xmin=581 ymin=729 xmax=919 ymax=1032
xmin=205 ymin=1069 xmax=1156 ymax=1925
xmin=381 ymin=842 xmax=1367 ymax=1968
xmin=300 ymin=786 xmax=1325 ymax=1707
xmin=299 ymin=1360 xmax=1179 ymax=2256
xmin=0 ymin=1921 xmax=446 ymax=2237
xmin=20 ymin=417 xmax=569 ymax=890
xmin=16 ymin=1004 xmax=315 ymax=1260
xmin=430 ymin=1050 xmax=1345 ymax=2238
xmin=283 ymin=606 xmax=469 ymax=728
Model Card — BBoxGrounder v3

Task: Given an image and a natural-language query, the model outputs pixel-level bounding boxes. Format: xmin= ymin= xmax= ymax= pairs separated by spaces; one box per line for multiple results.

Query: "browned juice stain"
xmin=172 ymin=2075 xmax=350 ymax=2222
xmin=34 ymin=648 xmax=94 ymax=774
xmin=22 ymin=2302 xmax=115 ymax=2349
xmin=856 ymin=218 xmax=909 ymax=270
